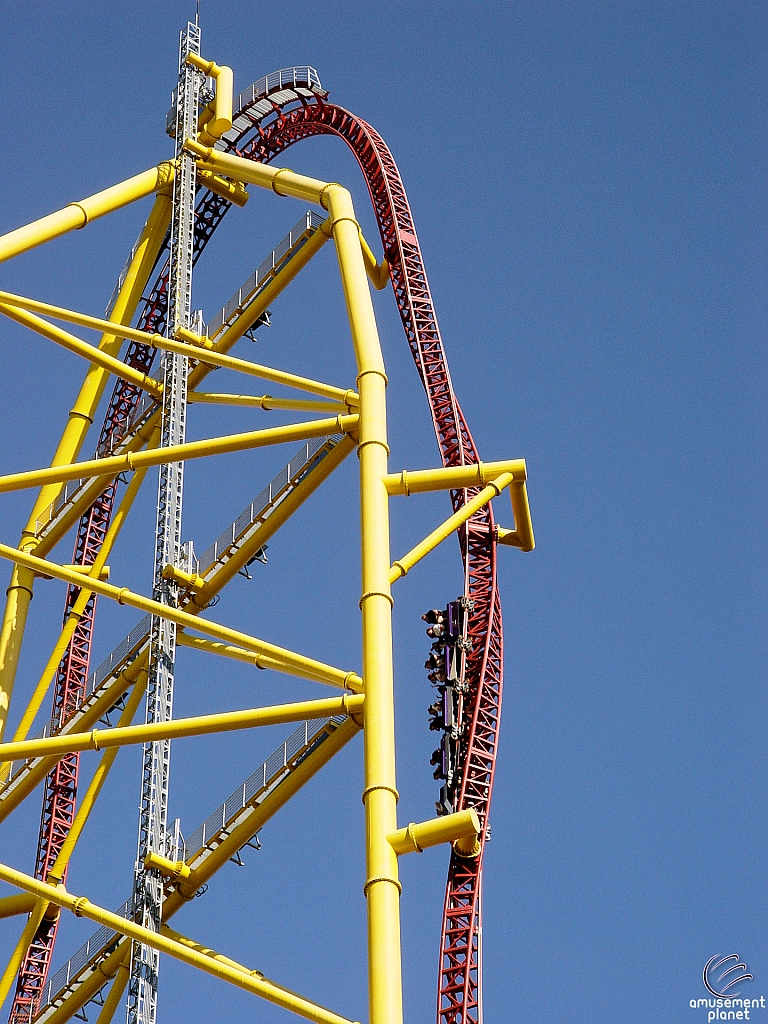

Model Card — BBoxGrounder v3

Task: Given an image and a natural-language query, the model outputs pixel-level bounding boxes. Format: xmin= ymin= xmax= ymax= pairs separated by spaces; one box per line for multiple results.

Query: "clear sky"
xmin=0 ymin=3 xmax=765 ymax=1023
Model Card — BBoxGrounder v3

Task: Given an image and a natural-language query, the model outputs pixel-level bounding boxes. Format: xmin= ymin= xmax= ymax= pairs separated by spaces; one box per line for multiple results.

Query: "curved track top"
xmin=11 ymin=70 xmax=506 ymax=1024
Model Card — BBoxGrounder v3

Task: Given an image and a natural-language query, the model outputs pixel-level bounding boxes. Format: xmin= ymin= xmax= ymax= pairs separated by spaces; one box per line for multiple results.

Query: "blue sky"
xmin=0 ymin=2 xmax=765 ymax=1022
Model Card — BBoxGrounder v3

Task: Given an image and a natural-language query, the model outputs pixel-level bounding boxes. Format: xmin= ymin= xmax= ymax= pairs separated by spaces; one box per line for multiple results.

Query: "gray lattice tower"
xmin=127 ymin=21 xmax=202 ymax=1024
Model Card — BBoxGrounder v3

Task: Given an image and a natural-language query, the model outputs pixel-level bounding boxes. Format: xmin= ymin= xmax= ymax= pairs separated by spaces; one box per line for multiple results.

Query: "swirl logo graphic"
xmin=704 ymin=955 xmax=753 ymax=998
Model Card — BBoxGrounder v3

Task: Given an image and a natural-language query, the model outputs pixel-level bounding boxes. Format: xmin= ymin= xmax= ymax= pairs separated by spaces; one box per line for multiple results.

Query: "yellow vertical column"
xmin=0 ymin=191 xmax=172 ymax=741
xmin=326 ymin=185 xmax=403 ymax=1024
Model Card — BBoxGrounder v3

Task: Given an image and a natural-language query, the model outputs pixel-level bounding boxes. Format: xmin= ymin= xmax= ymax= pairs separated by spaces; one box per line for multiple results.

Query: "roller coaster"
xmin=0 ymin=22 xmax=533 ymax=1024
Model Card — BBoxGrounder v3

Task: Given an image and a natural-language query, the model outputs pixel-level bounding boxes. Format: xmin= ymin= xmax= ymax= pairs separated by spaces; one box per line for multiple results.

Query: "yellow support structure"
xmin=0 ymin=861 xmax=359 ymax=1024
xmin=387 ymin=809 xmax=481 ymax=858
xmin=0 ymin=414 xmax=358 ymax=495
xmin=0 ymin=163 xmax=174 ymax=264
xmin=0 ymin=56 xmax=536 ymax=1024
xmin=389 ymin=473 xmax=514 ymax=583
xmin=0 ymin=188 xmax=172 ymax=741
xmin=0 ymin=541 xmax=363 ymax=691
xmin=0 ymin=693 xmax=364 ymax=760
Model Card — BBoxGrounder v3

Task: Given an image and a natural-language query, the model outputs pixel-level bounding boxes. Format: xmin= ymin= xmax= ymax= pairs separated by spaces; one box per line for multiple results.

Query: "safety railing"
xmin=195 ymin=434 xmax=342 ymax=578
xmin=205 ymin=211 xmax=325 ymax=343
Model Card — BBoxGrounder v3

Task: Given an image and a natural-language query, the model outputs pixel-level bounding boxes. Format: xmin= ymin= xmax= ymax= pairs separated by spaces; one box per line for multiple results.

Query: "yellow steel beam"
xmin=93 ymin=956 xmax=130 ymax=1024
xmin=197 ymin=148 xmax=413 ymax=1024
xmin=39 ymin=940 xmax=131 ymax=1024
xmin=0 ymin=163 xmax=174 ymax=265
xmin=185 ymin=142 xmax=329 ymax=206
xmin=0 ymin=864 xmax=359 ymax=1024
xmin=187 ymin=391 xmax=348 ymax=413
xmin=10 ymin=460 xmax=152 ymax=744
xmin=384 ymin=459 xmax=534 ymax=552
xmin=387 ymin=809 xmax=481 ymax=858
xmin=383 ymin=459 xmax=527 ymax=495
xmin=175 ymin=633 xmax=293 ymax=671
xmin=358 ymin=231 xmax=389 ymax=291
xmin=196 ymin=168 xmax=248 ymax=206
xmin=0 ymin=694 xmax=364 ymax=761
xmin=185 ymin=53 xmax=233 ymax=139
xmin=191 ymin=144 xmax=409 ymax=1024
xmin=0 ymin=190 xmax=172 ymax=742
xmin=0 ymin=893 xmax=37 ymax=919
xmin=0 ymin=415 xmax=358 ymax=495
xmin=389 ymin=473 xmax=514 ymax=584
xmin=0 ymin=544 xmax=363 ymax=692
xmin=0 ymin=303 xmax=163 ymax=397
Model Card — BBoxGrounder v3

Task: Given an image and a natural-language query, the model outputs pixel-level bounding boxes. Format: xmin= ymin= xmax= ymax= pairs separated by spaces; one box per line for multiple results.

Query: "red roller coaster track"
xmin=12 ymin=80 xmax=503 ymax=1024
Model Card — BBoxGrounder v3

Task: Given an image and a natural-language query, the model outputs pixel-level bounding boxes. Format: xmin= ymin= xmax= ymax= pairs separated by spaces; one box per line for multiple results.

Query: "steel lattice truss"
xmin=0 ymin=43 xmax=532 ymax=1024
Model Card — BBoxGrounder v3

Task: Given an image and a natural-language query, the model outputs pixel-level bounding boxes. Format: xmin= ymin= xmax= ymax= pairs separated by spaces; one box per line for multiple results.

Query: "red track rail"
xmin=13 ymin=86 xmax=504 ymax=1024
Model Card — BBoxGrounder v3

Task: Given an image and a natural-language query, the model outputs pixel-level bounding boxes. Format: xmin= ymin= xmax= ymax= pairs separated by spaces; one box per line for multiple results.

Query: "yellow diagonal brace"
xmin=0 ymin=898 xmax=48 ymax=1007
xmin=0 ymin=893 xmax=37 ymax=919
xmin=389 ymin=474 xmax=514 ymax=584
xmin=0 ymin=415 xmax=358 ymax=495
xmin=0 ymin=303 xmax=163 ymax=397
xmin=0 ymin=863 xmax=359 ymax=1024
xmin=10 ymin=457 xmax=152 ymax=744
xmin=175 ymin=632 xmax=288 ymax=670
xmin=94 ymin=956 xmax=130 ymax=1024
xmin=384 ymin=459 xmax=534 ymax=552
xmin=0 ymin=543 xmax=362 ymax=691
xmin=0 ymin=694 xmax=364 ymax=761
xmin=0 ymin=288 xmax=357 ymax=405
xmin=0 ymin=163 xmax=174 ymax=264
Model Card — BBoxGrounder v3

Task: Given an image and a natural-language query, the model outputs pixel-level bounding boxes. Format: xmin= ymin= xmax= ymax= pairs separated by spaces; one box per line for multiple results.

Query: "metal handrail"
xmin=196 ymin=434 xmax=341 ymax=577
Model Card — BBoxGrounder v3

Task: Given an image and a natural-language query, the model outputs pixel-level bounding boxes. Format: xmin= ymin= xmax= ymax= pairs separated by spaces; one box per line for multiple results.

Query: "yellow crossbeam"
xmin=387 ymin=809 xmax=481 ymax=858
xmin=383 ymin=459 xmax=527 ymax=494
xmin=188 ymin=391 xmax=347 ymax=413
xmin=0 ymin=543 xmax=363 ymax=691
xmin=0 ymin=694 xmax=364 ymax=761
xmin=0 ymin=862 xmax=359 ymax=1024
xmin=0 ymin=288 xmax=358 ymax=405
xmin=389 ymin=474 xmax=514 ymax=583
xmin=0 ymin=163 xmax=174 ymax=264
xmin=384 ymin=460 xmax=534 ymax=552
xmin=0 ymin=415 xmax=358 ymax=495
xmin=0 ymin=303 xmax=163 ymax=397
